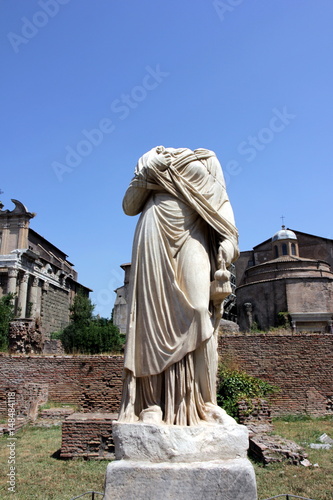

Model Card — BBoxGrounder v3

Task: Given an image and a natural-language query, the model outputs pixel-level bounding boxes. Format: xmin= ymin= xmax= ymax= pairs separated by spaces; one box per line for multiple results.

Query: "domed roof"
xmin=272 ymin=226 xmax=297 ymax=242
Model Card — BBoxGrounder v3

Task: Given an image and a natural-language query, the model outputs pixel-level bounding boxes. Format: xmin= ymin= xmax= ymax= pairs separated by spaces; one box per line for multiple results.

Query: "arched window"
xmin=291 ymin=243 xmax=296 ymax=255
xmin=274 ymin=245 xmax=279 ymax=258
xmin=282 ymin=243 xmax=288 ymax=255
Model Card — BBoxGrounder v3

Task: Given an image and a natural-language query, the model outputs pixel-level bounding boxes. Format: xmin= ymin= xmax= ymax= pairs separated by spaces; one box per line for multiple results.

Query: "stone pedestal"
xmin=104 ymin=458 xmax=256 ymax=500
xmin=103 ymin=420 xmax=257 ymax=500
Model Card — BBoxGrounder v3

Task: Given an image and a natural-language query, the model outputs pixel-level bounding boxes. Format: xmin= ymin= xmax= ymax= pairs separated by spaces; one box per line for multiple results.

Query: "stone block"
xmin=104 ymin=419 xmax=257 ymax=499
xmin=112 ymin=420 xmax=249 ymax=463
xmin=103 ymin=458 xmax=257 ymax=500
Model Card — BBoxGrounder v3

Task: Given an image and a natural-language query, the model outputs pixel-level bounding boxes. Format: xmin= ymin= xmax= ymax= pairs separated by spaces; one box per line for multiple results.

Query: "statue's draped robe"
xmin=119 ymin=148 xmax=238 ymax=425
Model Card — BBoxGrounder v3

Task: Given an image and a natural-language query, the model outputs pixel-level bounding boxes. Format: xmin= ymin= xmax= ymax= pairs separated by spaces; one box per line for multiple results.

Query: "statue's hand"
xmin=219 ymin=239 xmax=236 ymax=267
xmin=210 ymin=262 xmax=231 ymax=306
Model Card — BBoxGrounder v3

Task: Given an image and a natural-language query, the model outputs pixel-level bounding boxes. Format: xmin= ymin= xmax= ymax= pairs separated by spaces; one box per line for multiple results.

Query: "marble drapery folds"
xmin=119 ymin=147 xmax=239 ymax=425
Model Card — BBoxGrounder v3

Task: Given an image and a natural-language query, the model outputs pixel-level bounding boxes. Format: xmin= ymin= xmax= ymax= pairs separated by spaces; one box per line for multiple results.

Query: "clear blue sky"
xmin=1 ymin=0 xmax=332 ymax=317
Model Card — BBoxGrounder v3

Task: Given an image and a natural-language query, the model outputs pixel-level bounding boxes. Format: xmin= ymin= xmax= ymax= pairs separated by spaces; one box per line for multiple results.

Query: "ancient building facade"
xmin=236 ymin=227 xmax=333 ymax=332
xmin=113 ymin=263 xmax=131 ymax=334
xmin=0 ymin=199 xmax=91 ymax=338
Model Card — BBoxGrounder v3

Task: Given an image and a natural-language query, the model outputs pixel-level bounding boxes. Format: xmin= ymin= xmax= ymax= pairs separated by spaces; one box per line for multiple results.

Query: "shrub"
xmin=59 ymin=293 xmax=125 ymax=354
xmin=0 ymin=293 xmax=15 ymax=351
xmin=217 ymin=364 xmax=277 ymax=419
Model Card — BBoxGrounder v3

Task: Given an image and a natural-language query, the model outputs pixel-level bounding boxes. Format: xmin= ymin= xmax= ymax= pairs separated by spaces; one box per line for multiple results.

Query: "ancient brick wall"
xmin=0 ymin=354 xmax=123 ymax=416
xmin=0 ymin=333 xmax=332 ymax=417
xmin=219 ymin=332 xmax=333 ymax=416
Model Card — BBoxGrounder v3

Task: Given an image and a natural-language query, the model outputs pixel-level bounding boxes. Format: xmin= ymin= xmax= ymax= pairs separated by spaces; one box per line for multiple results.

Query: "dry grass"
xmin=254 ymin=416 xmax=333 ymax=500
xmin=0 ymin=417 xmax=332 ymax=499
xmin=0 ymin=425 xmax=106 ymax=499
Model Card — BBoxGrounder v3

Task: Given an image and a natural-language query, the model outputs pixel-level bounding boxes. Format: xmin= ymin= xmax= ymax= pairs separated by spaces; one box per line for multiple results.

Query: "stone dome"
xmin=272 ymin=226 xmax=297 ymax=242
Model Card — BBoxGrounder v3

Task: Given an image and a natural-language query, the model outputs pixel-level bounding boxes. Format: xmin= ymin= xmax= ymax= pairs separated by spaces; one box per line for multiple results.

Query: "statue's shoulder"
xmin=193 ymin=148 xmax=216 ymax=158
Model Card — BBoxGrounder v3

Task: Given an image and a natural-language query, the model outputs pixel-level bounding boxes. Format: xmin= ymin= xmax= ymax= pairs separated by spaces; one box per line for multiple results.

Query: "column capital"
xmin=20 ymin=272 xmax=29 ymax=283
xmin=31 ymin=276 xmax=39 ymax=287
xmin=8 ymin=268 xmax=18 ymax=278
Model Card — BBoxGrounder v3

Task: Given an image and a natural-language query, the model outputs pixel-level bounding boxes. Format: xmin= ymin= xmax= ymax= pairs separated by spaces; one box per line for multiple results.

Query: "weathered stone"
xmin=112 ymin=420 xmax=249 ymax=463
xmin=9 ymin=320 xmax=45 ymax=354
xmin=219 ymin=318 xmax=240 ymax=333
xmin=42 ymin=339 xmax=64 ymax=355
xmin=309 ymin=443 xmax=332 ymax=450
xmin=103 ymin=458 xmax=257 ymax=500
xmin=249 ymin=432 xmax=308 ymax=465
xmin=319 ymin=432 xmax=333 ymax=445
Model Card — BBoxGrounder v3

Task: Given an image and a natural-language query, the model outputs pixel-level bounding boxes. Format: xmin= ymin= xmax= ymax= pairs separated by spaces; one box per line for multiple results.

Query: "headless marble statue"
xmin=118 ymin=146 xmax=239 ymax=426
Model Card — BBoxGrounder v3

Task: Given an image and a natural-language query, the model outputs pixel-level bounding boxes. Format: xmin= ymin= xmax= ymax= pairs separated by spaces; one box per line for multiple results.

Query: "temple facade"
xmin=0 ymin=199 xmax=91 ymax=337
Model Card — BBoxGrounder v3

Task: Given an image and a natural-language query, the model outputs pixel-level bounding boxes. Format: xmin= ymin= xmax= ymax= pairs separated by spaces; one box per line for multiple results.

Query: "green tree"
xmin=69 ymin=292 xmax=95 ymax=325
xmin=0 ymin=293 xmax=15 ymax=351
xmin=59 ymin=293 xmax=124 ymax=354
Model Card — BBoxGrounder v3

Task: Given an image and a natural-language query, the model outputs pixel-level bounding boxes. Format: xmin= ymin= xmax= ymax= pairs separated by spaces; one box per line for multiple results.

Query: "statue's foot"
xmin=203 ymin=402 xmax=237 ymax=426
xmin=118 ymin=402 xmax=139 ymax=423
xmin=139 ymin=405 xmax=163 ymax=424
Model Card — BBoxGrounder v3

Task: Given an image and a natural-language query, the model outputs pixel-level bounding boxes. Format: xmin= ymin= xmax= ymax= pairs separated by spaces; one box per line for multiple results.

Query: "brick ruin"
xmin=0 ymin=199 xmax=91 ymax=341
xmin=219 ymin=332 xmax=333 ymax=417
xmin=0 ymin=332 xmax=332 ymax=461
xmin=0 ymin=332 xmax=332 ymax=419
xmin=60 ymin=412 xmax=118 ymax=460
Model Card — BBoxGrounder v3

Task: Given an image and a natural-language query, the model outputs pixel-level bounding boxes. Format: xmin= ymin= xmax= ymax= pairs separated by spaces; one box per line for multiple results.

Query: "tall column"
xmin=7 ymin=268 xmax=18 ymax=295
xmin=18 ymin=272 xmax=29 ymax=318
xmin=17 ymin=221 xmax=29 ymax=249
xmin=28 ymin=276 xmax=39 ymax=319
xmin=1 ymin=223 xmax=10 ymax=254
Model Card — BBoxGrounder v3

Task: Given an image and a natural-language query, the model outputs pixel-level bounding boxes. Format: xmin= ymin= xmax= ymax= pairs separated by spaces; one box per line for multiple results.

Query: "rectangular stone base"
xmin=103 ymin=458 xmax=257 ymax=500
xmin=60 ymin=413 xmax=118 ymax=459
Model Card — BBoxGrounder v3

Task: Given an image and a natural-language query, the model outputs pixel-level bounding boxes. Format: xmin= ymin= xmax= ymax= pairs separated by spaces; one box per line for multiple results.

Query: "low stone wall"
xmin=60 ymin=412 xmax=117 ymax=459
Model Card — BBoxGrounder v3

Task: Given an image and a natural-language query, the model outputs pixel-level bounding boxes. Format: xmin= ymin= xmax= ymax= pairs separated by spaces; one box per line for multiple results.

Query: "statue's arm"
xmin=122 ymin=173 xmax=163 ymax=216
xmin=122 ymin=179 xmax=150 ymax=216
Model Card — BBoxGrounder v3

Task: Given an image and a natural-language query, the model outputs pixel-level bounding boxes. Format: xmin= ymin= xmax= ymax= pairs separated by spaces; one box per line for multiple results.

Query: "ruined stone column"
xmin=28 ymin=276 xmax=39 ymax=319
xmin=7 ymin=268 xmax=18 ymax=295
xmin=244 ymin=302 xmax=253 ymax=330
xmin=18 ymin=272 xmax=29 ymax=318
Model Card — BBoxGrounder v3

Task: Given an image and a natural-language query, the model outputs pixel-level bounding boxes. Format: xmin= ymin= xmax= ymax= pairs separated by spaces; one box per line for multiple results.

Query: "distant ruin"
xmin=0 ymin=199 xmax=91 ymax=352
